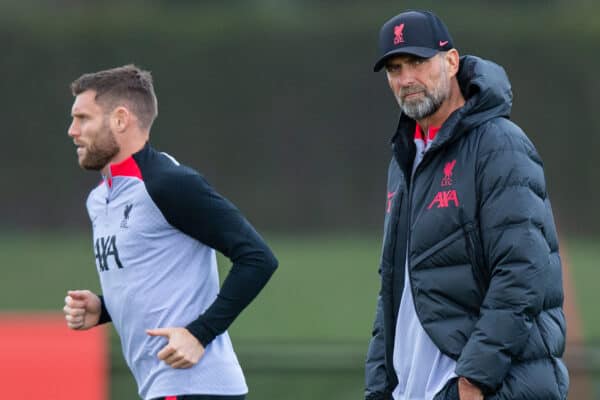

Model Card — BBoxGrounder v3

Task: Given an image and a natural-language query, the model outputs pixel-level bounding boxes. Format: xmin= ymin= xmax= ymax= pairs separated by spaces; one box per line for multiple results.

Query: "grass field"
xmin=0 ymin=231 xmax=380 ymax=399
xmin=566 ymin=237 xmax=600 ymax=341
xmin=0 ymin=232 xmax=598 ymax=399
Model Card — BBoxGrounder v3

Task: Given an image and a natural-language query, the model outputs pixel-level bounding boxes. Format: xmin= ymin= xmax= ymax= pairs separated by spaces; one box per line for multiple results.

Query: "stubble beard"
xmin=80 ymin=119 xmax=120 ymax=171
xmin=396 ymin=64 xmax=450 ymax=121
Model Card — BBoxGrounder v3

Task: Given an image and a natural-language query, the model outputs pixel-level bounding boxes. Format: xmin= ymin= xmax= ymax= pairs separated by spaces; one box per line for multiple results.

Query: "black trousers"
xmin=152 ymin=395 xmax=246 ymax=400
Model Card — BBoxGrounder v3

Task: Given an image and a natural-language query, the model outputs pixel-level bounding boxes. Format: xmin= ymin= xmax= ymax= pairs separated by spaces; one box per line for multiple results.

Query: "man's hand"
xmin=63 ymin=290 xmax=101 ymax=330
xmin=458 ymin=377 xmax=484 ymax=400
xmin=146 ymin=327 xmax=205 ymax=369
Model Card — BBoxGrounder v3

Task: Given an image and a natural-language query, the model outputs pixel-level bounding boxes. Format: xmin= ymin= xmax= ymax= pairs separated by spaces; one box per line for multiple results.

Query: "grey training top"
xmin=87 ymin=143 xmax=278 ymax=399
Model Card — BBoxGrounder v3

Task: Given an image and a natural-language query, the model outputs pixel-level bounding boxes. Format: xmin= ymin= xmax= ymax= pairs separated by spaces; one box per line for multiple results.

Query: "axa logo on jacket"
xmin=427 ymin=190 xmax=459 ymax=209
xmin=428 ymin=159 xmax=460 ymax=209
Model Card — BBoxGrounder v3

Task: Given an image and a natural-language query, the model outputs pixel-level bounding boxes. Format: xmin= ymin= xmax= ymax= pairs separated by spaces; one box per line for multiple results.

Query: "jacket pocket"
xmin=409 ymin=227 xmax=464 ymax=268
xmin=381 ymin=190 xmax=403 ymax=267
xmin=462 ymin=221 xmax=489 ymax=295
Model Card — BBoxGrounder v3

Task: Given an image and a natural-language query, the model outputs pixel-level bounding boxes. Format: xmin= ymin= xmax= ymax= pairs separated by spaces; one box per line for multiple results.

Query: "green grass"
xmin=223 ymin=234 xmax=381 ymax=341
xmin=1 ymin=232 xmax=598 ymax=398
xmin=565 ymin=237 xmax=600 ymax=341
xmin=0 ymin=231 xmax=381 ymax=337
xmin=0 ymin=231 xmax=101 ymax=310
xmin=0 ymin=231 xmax=381 ymax=399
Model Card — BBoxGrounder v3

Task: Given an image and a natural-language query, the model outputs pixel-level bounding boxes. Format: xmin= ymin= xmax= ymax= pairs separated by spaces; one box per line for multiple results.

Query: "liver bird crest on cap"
xmin=394 ymin=23 xmax=405 ymax=45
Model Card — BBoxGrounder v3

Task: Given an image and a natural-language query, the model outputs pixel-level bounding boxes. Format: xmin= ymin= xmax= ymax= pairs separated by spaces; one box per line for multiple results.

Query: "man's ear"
xmin=111 ymin=106 xmax=130 ymax=134
xmin=445 ymin=49 xmax=460 ymax=78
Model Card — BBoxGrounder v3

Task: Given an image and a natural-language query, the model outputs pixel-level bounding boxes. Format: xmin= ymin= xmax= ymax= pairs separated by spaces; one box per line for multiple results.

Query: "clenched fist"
xmin=63 ymin=290 xmax=101 ymax=330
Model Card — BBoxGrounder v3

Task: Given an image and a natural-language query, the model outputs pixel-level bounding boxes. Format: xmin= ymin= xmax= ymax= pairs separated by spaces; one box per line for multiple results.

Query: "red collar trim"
xmin=414 ymin=124 xmax=441 ymax=145
xmin=106 ymin=156 xmax=143 ymax=187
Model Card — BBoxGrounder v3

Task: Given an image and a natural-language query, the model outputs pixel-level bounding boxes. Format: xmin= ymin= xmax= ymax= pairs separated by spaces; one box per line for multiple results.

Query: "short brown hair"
xmin=70 ymin=64 xmax=158 ymax=130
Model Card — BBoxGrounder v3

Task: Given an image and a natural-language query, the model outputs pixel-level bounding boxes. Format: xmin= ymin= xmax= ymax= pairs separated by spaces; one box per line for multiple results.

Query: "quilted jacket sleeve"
xmin=365 ymin=295 xmax=391 ymax=400
xmin=455 ymin=119 xmax=551 ymax=392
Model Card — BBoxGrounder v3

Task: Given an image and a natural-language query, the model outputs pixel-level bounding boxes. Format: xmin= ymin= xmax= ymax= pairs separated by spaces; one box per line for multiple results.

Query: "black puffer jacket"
xmin=365 ymin=56 xmax=568 ymax=400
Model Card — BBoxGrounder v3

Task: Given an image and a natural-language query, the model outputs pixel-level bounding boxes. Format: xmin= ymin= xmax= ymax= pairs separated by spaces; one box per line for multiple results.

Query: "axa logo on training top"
xmin=393 ymin=23 xmax=405 ymax=44
xmin=120 ymin=203 xmax=133 ymax=228
xmin=94 ymin=235 xmax=124 ymax=271
xmin=428 ymin=159 xmax=460 ymax=209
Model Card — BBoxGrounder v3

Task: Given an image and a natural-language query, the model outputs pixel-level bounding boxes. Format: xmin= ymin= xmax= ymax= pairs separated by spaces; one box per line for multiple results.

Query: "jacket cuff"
xmin=185 ymin=318 xmax=216 ymax=347
xmin=461 ymin=377 xmax=494 ymax=395
xmin=97 ymin=295 xmax=112 ymax=325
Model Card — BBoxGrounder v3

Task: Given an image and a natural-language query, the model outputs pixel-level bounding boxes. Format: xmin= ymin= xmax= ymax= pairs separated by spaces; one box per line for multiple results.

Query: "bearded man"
xmin=63 ymin=64 xmax=278 ymax=400
xmin=365 ymin=10 xmax=568 ymax=400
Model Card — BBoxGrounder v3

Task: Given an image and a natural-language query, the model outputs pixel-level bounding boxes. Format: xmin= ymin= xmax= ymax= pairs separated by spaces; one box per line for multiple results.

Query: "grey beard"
xmin=397 ymin=88 xmax=446 ymax=121
xmin=396 ymin=58 xmax=451 ymax=121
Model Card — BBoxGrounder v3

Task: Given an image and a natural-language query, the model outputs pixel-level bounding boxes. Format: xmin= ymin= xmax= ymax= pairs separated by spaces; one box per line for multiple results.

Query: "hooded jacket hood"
xmin=454 ymin=55 xmax=513 ymax=136
xmin=392 ymin=55 xmax=514 ymax=153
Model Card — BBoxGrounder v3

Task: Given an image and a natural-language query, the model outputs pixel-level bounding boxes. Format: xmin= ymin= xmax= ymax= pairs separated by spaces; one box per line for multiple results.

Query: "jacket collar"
xmin=102 ymin=143 xmax=148 ymax=187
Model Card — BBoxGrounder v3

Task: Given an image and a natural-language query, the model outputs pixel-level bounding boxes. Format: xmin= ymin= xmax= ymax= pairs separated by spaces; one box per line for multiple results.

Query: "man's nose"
xmin=396 ymin=70 xmax=416 ymax=88
xmin=67 ymin=121 xmax=78 ymax=138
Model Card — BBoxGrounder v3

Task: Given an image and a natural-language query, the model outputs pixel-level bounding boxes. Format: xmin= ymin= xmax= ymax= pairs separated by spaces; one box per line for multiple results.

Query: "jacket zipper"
xmin=388 ymin=144 xmax=406 ymax=322
xmin=393 ymin=135 xmax=441 ymax=319
xmin=404 ymin=150 xmax=433 ymax=310
xmin=463 ymin=222 xmax=488 ymax=295
xmin=457 ymin=205 xmax=489 ymax=295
